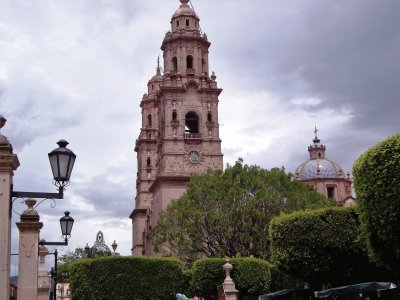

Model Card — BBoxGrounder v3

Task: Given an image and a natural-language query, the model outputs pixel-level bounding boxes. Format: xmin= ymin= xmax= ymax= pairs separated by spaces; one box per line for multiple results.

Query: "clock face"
xmin=188 ymin=151 xmax=200 ymax=163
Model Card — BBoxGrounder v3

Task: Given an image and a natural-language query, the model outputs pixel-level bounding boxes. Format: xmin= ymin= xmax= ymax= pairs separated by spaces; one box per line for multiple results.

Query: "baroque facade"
xmin=130 ymin=0 xmax=223 ymax=256
xmin=294 ymin=129 xmax=356 ymax=206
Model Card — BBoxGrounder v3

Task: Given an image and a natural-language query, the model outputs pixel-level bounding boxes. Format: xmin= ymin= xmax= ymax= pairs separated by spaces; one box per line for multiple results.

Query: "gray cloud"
xmin=3 ymin=0 xmax=399 ymax=258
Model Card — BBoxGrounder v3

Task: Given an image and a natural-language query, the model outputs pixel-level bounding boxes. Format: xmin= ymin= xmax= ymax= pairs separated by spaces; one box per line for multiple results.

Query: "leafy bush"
xmin=191 ymin=257 xmax=271 ymax=299
xmin=353 ymin=133 xmax=400 ymax=274
xmin=269 ymin=265 xmax=303 ymax=292
xmin=69 ymin=256 xmax=185 ymax=300
xmin=270 ymin=207 xmax=380 ymax=289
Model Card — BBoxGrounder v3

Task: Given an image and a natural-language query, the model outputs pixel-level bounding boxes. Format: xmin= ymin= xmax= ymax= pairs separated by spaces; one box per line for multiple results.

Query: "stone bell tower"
xmin=130 ymin=0 xmax=223 ymax=256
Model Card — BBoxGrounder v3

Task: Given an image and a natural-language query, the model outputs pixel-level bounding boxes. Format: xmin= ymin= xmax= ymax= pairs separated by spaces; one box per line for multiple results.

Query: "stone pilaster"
xmin=38 ymin=241 xmax=50 ymax=300
xmin=16 ymin=199 xmax=43 ymax=300
xmin=0 ymin=115 xmax=20 ymax=300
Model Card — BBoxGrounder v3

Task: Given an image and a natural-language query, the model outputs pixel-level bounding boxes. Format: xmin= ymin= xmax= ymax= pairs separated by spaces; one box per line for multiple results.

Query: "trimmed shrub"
xmin=353 ymin=133 xmax=400 ymax=274
xmin=270 ymin=207 xmax=379 ymax=289
xmin=69 ymin=256 xmax=185 ymax=300
xmin=191 ymin=257 xmax=271 ymax=299
xmin=269 ymin=265 xmax=303 ymax=292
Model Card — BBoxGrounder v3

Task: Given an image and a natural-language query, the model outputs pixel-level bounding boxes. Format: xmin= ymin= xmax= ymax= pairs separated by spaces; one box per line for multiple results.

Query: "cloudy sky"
xmin=1 ymin=0 xmax=399 ymax=273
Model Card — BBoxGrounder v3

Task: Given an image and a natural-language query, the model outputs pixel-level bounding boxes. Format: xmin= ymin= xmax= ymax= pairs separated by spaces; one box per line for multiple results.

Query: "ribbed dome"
xmin=295 ymin=158 xmax=344 ymax=180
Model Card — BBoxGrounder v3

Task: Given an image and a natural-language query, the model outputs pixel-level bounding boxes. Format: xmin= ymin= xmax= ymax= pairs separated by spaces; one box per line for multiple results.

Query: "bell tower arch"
xmin=130 ymin=0 xmax=223 ymax=256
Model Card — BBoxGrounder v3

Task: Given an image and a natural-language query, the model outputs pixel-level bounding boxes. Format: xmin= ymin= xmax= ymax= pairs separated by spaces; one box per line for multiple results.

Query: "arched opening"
xmin=185 ymin=111 xmax=199 ymax=133
xmin=186 ymin=55 xmax=193 ymax=69
xmin=172 ymin=57 xmax=177 ymax=71
xmin=147 ymin=158 xmax=151 ymax=168
xmin=327 ymin=186 xmax=335 ymax=199
xmin=147 ymin=114 xmax=152 ymax=127
xmin=172 ymin=111 xmax=177 ymax=121
xmin=186 ymin=19 xmax=189 ymax=26
xmin=207 ymin=112 xmax=212 ymax=122
xmin=318 ymin=152 xmax=321 ymax=158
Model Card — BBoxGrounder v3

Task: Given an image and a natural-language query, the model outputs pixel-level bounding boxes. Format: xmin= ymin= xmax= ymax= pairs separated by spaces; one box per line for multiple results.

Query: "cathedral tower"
xmin=130 ymin=0 xmax=223 ymax=256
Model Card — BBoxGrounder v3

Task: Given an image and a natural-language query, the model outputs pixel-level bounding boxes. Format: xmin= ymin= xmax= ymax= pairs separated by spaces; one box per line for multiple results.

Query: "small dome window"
xmin=176 ymin=20 xmax=179 ymax=27
xmin=186 ymin=19 xmax=189 ymax=26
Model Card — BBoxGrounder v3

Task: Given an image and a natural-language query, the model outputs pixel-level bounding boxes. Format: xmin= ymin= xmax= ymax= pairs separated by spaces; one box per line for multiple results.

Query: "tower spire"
xmin=156 ymin=56 xmax=161 ymax=75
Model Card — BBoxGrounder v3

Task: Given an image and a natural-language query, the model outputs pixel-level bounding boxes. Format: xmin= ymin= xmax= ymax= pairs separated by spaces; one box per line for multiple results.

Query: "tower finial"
xmin=313 ymin=125 xmax=320 ymax=144
xmin=180 ymin=0 xmax=190 ymax=4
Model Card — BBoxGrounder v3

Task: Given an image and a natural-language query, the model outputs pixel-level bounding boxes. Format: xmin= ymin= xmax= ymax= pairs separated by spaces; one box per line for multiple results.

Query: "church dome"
xmin=295 ymin=158 xmax=344 ymax=180
xmin=150 ymin=73 xmax=163 ymax=82
xmin=294 ymin=129 xmax=345 ymax=180
xmin=173 ymin=0 xmax=198 ymax=18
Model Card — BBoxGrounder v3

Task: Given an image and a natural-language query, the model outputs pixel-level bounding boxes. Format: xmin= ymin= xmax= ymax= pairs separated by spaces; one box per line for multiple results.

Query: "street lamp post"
xmin=11 ymin=139 xmax=76 ymax=200
xmin=40 ymin=211 xmax=74 ymax=300
xmin=0 ymin=114 xmax=76 ymax=300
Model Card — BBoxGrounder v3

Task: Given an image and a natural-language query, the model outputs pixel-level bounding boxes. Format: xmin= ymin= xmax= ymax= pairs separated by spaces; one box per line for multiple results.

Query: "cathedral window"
xmin=186 ymin=19 xmax=189 ymax=26
xmin=172 ymin=111 xmax=177 ymax=121
xmin=176 ymin=20 xmax=179 ymax=27
xmin=147 ymin=114 xmax=152 ymax=127
xmin=147 ymin=158 xmax=151 ymax=168
xmin=207 ymin=112 xmax=212 ymax=122
xmin=172 ymin=57 xmax=178 ymax=71
xmin=185 ymin=111 xmax=199 ymax=133
xmin=186 ymin=55 xmax=193 ymax=69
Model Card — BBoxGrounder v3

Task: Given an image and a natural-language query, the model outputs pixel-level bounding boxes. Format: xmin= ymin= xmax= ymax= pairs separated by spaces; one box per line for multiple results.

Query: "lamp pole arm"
xmin=38 ymin=238 xmax=68 ymax=246
xmin=11 ymin=186 xmax=64 ymax=199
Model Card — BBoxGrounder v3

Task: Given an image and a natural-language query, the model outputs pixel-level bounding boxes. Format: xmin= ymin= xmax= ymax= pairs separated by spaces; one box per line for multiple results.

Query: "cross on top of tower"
xmin=313 ymin=126 xmax=321 ymax=144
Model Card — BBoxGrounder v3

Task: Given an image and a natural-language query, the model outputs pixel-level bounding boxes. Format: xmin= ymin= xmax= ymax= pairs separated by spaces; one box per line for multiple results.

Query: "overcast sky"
xmin=1 ymin=0 xmax=399 ymax=273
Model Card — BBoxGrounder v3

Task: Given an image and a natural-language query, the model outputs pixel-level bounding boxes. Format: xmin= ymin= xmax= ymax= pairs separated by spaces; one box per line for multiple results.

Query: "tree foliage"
xmin=150 ymin=159 xmax=330 ymax=263
xmin=59 ymin=247 xmax=86 ymax=264
xmin=58 ymin=247 xmax=86 ymax=282
xmin=353 ymin=133 xmax=400 ymax=273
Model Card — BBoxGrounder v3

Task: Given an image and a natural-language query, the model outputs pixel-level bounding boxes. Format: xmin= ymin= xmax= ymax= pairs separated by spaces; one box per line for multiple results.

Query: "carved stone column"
xmin=16 ymin=199 xmax=43 ymax=300
xmin=0 ymin=115 xmax=20 ymax=300
xmin=222 ymin=261 xmax=239 ymax=300
xmin=38 ymin=241 xmax=50 ymax=300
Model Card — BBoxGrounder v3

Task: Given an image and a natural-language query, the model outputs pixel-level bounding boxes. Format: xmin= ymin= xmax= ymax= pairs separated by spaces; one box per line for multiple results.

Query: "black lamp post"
xmin=11 ymin=139 xmax=76 ymax=200
xmin=9 ymin=139 xmax=76 ymax=300
xmin=40 ymin=211 xmax=74 ymax=300
xmin=40 ymin=211 xmax=74 ymax=246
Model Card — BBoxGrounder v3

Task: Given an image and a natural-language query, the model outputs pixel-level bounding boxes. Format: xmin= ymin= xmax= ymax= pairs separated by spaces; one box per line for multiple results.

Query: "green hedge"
xmin=69 ymin=256 xmax=185 ymax=300
xmin=269 ymin=265 xmax=303 ymax=292
xmin=191 ymin=257 xmax=271 ymax=299
xmin=270 ymin=207 xmax=379 ymax=289
xmin=353 ymin=133 xmax=400 ymax=273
